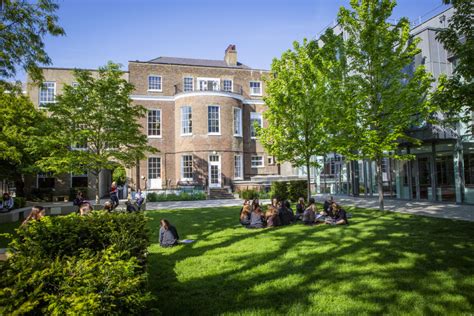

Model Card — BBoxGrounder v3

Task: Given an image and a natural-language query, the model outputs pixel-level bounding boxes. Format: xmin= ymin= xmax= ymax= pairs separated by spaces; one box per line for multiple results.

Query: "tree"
xmin=0 ymin=85 xmax=50 ymax=196
xmin=0 ymin=0 xmax=64 ymax=85
xmin=337 ymin=0 xmax=434 ymax=210
xmin=259 ymin=31 xmax=344 ymax=202
xmin=37 ymin=62 xmax=157 ymax=204
xmin=433 ymin=0 xmax=474 ymax=126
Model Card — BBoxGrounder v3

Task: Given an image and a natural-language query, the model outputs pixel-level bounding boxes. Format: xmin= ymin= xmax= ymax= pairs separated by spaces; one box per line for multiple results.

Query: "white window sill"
xmin=181 ymin=133 xmax=193 ymax=137
xmin=148 ymin=89 xmax=163 ymax=92
xmin=208 ymin=133 xmax=221 ymax=136
xmin=181 ymin=178 xmax=193 ymax=182
xmin=251 ymin=165 xmax=265 ymax=168
xmin=234 ymin=177 xmax=243 ymax=180
xmin=234 ymin=134 xmax=242 ymax=138
xmin=251 ymin=137 xmax=258 ymax=140
xmin=148 ymin=135 xmax=162 ymax=139
xmin=250 ymin=93 xmax=262 ymax=97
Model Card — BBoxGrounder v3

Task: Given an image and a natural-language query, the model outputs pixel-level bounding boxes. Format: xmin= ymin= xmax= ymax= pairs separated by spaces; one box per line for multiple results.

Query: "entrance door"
xmin=208 ymin=155 xmax=221 ymax=188
xmin=411 ymin=156 xmax=432 ymax=200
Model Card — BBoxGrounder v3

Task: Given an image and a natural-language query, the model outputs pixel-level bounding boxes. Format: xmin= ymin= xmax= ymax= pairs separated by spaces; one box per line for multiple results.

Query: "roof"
xmin=146 ymin=56 xmax=251 ymax=69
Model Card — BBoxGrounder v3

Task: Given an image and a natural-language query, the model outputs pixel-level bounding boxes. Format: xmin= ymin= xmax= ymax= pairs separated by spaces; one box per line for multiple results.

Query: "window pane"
xmin=250 ymin=81 xmax=261 ymax=95
xmin=39 ymin=82 xmax=55 ymax=106
xmin=208 ymin=106 xmax=220 ymax=134
xmin=148 ymin=110 xmax=161 ymax=136
xmin=181 ymin=106 xmax=192 ymax=134
xmin=184 ymin=77 xmax=193 ymax=92
xmin=181 ymin=155 xmax=193 ymax=179
xmin=250 ymin=112 xmax=262 ymax=138
xmin=148 ymin=157 xmax=161 ymax=179
xmin=251 ymin=156 xmax=263 ymax=167
xmin=234 ymin=108 xmax=242 ymax=136
xmin=223 ymin=80 xmax=232 ymax=92
xmin=235 ymin=155 xmax=242 ymax=178
xmin=148 ymin=76 xmax=162 ymax=90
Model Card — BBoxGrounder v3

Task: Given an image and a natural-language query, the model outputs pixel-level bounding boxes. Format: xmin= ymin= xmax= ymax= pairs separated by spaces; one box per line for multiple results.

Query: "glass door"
xmin=208 ymin=155 xmax=221 ymax=188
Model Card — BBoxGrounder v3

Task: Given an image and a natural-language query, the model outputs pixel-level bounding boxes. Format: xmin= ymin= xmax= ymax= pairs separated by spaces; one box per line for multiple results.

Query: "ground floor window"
xmin=148 ymin=157 xmax=161 ymax=179
xmin=71 ymin=172 xmax=88 ymax=188
xmin=251 ymin=156 xmax=264 ymax=168
xmin=234 ymin=155 xmax=243 ymax=179
xmin=181 ymin=155 xmax=193 ymax=181
xmin=37 ymin=172 xmax=55 ymax=189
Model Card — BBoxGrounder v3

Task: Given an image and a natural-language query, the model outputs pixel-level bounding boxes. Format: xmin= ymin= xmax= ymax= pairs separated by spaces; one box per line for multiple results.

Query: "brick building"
xmin=26 ymin=45 xmax=297 ymax=198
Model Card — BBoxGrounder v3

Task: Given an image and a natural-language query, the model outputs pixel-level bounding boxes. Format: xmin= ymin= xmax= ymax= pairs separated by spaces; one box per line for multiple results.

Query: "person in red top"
xmin=110 ymin=181 xmax=119 ymax=210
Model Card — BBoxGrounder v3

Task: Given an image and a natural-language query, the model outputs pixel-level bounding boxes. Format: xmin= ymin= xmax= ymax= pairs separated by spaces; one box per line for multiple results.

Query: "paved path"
xmin=314 ymin=195 xmax=474 ymax=222
xmin=148 ymin=196 xmax=474 ymax=222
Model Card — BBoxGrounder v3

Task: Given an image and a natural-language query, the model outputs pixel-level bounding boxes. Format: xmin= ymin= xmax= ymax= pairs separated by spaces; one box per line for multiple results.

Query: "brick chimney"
xmin=224 ymin=44 xmax=237 ymax=66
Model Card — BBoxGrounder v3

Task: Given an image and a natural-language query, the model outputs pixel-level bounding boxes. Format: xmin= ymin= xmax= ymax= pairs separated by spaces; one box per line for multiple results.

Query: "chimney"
xmin=224 ymin=44 xmax=237 ymax=66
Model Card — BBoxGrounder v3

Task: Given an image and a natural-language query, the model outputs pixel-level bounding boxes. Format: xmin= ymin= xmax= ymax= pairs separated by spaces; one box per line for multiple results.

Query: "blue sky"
xmin=17 ymin=0 xmax=449 ymax=80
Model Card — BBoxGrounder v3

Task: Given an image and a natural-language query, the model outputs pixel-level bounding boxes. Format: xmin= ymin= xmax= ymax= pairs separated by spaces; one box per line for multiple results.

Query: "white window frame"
xmin=181 ymin=155 xmax=193 ymax=181
xmin=249 ymin=81 xmax=262 ymax=96
xmin=148 ymin=75 xmax=162 ymax=92
xmin=250 ymin=112 xmax=263 ymax=139
xmin=233 ymin=107 xmax=242 ymax=137
xmin=148 ymin=156 xmax=162 ymax=180
xmin=197 ymin=77 xmax=220 ymax=91
xmin=223 ymin=79 xmax=233 ymax=92
xmin=147 ymin=109 xmax=162 ymax=138
xmin=183 ymin=77 xmax=194 ymax=92
xmin=39 ymin=81 xmax=56 ymax=107
xmin=251 ymin=155 xmax=265 ymax=168
xmin=234 ymin=155 xmax=243 ymax=179
xmin=207 ymin=105 xmax=221 ymax=135
xmin=181 ymin=106 xmax=192 ymax=136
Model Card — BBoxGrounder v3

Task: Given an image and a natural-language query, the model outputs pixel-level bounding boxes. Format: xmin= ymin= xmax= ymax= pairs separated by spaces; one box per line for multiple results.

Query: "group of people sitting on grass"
xmin=239 ymin=196 xmax=348 ymax=228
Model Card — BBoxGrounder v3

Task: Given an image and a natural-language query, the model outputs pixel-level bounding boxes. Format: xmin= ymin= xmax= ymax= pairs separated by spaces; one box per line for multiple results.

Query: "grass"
xmin=145 ymin=206 xmax=474 ymax=315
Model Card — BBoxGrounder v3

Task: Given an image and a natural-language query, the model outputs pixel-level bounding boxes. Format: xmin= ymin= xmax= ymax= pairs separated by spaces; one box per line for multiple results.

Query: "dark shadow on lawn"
xmin=145 ymin=207 xmax=474 ymax=315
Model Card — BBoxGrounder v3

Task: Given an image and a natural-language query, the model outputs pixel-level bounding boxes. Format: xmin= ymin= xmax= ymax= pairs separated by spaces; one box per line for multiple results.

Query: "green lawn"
xmin=146 ymin=206 xmax=474 ymax=315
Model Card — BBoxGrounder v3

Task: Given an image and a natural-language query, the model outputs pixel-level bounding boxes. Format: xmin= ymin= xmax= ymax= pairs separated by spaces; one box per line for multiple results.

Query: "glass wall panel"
xmin=463 ymin=143 xmax=474 ymax=203
xmin=435 ymin=151 xmax=455 ymax=202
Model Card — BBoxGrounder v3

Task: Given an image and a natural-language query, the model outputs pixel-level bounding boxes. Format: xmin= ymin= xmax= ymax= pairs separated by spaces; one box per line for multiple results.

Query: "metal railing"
xmin=174 ymin=83 xmax=243 ymax=95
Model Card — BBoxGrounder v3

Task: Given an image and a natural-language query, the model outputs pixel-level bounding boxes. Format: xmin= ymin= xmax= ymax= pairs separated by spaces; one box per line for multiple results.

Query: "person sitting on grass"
xmin=159 ymin=219 xmax=179 ymax=247
xmin=22 ymin=206 xmax=45 ymax=225
xmin=103 ymin=200 xmax=113 ymax=212
xmin=323 ymin=196 xmax=334 ymax=213
xmin=240 ymin=204 xmax=252 ymax=227
xmin=125 ymin=200 xmax=137 ymax=212
xmin=279 ymin=200 xmax=293 ymax=226
xmin=240 ymin=199 xmax=250 ymax=214
xmin=248 ymin=205 xmax=266 ymax=229
xmin=295 ymin=197 xmax=305 ymax=221
xmin=326 ymin=203 xmax=349 ymax=225
xmin=79 ymin=202 xmax=93 ymax=216
xmin=251 ymin=198 xmax=260 ymax=212
xmin=265 ymin=205 xmax=280 ymax=227
xmin=0 ymin=193 xmax=14 ymax=213
xmin=302 ymin=198 xmax=316 ymax=225
xmin=316 ymin=201 xmax=335 ymax=223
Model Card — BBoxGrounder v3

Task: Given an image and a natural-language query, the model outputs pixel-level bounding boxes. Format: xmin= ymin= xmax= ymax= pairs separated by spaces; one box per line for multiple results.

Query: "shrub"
xmin=0 ymin=211 xmax=153 ymax=315
xmin=146 ymin=191 xmax=206 ymax=202
xmin=287 ymin=180 xmax=308 ymax=202
xmin=239 ymin=189 xmax=259 ymax=200
xmin=113 ymin=165 xmax=127 ymax=186
xmin=269 ymin=181 xmax=288 ymax=201
xmin=13 ymin=196 xmax=26 ymax=209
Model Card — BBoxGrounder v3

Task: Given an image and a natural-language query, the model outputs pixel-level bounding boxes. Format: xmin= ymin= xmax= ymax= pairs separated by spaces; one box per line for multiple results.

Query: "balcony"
xmin=174 ymin=83 xmax=243 ymax=95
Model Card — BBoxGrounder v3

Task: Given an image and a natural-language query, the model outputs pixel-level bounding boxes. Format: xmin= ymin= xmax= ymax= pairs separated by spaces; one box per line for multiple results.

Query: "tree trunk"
xmin=95 ymin=172 xmax=100 ymax=205
xmin=306 ymin=159 xmax=311 ymax=202
xmin=376 ymin=158 xmax=384 ymax=211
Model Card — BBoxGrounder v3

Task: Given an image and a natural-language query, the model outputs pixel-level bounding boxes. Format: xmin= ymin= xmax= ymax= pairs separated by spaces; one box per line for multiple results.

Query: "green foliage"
xmin=0 ymin=88 xmax=51 ymax=196
xmin=270 ymin=181 xmax=288 ymax=201
xmin=269 ymin=180 xmax=308 ymax=202
xmin=336 ymin=0 xmax=434 ymax=209
xmin=113 ymin=165 xmax=127 ymax=186
xmin=12 ymin=196 xmax=26 ymax=209
xmin=432 ymin=0 xmax=474 ymax=127
xmin=0 ymin=212 xmax=153 ymax=315
xmin=69 ymin=187 xmax=88 ymax=201
xmin=0 ymin=0 xmax=65 ymax=85
xmin=239 ymin=189 xmax=259 ymax=200
xmin=146 ymin=191 xmax=206 ymax=202
xmin=36 ymin=62 xmax=158 ymax=203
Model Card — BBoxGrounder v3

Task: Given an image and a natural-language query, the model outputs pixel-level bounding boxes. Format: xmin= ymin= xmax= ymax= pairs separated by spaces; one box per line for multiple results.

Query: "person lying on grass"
xmin=159 ymin=219 xmax=180 ymax=247
xmin=325 ymin=203 xmax=349 ymax=225
xmin=248 ymin=205 xmax=266 ymax=229
xmin=240 ymin=204 xmax=251 ymax=227
xmin=265 ymin=205 xmax=280 ymax=227
xmin=302 ymin=198 xmax=316 ymax=225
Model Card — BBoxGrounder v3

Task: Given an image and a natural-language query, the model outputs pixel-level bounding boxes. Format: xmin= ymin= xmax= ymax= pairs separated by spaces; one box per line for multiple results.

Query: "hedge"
xmin=0 ymin=212 xmax=154 ymax=315
xmin=270 ymin=180 xmax=308 ymax=202
xmin=147 ymin=191 xmax=206 ymax=202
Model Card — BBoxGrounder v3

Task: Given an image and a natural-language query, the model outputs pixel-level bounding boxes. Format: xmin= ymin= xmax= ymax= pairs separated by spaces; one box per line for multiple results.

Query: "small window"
xmin=249 ymin=81 xmax=262 ymax=96
xmin=71 ymin=171 xmax=88 ymax=188
xmin=181 ymin=106 xmax=192 ymax=135
xmin=208 ymin=106 xmax=220 ymax=134
xmin=148 ymin=109 xmax=161 ymax=137
xmin=250 ymin=112 xmax=263 ymax=139
xmin=148 ymin=75 xmax=162 ymax=91
xmin=184 ymin=77 xmax=193 ymax=92
xmin=251 ymin=156 xmax=264 ymax=168
xmin=223 ymin=79 xmax=233 ymax=92
xmin=148 ymin=157 xmax=161 ymax=179
xmin=181 ymin=155 xmax=193 ymax=180
xmin=38 ymin=172 xmax=55 ymax=189
xmin=39 ymin=82 xmax=56 ymax=107
xmin=268 ymin=156 xmax=275 ymax=165
xmin=233 ymin=107 xmax=242 ymax=137
xmin=235 ymin=155 xmax=243 ymax=179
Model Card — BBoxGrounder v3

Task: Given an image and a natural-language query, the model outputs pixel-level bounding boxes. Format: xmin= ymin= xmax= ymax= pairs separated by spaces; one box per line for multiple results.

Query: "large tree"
xmin=37 ymin=62 xmax=157 ymax=204
xmin=433 ymin=0 xmax=474 ymax=126
xmin=0 ymin=85 xmax=50 ymax=196
xmin=337 ymin=0 xmax=434 ymax=210
xmin=259 ymin=31 xmax=345 ymax=202
xmin=0 ymin=0 xmax=64 ymax=85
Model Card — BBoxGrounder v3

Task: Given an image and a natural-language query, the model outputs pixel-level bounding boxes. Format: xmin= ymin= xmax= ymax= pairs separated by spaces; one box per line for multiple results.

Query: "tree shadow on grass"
xmin=145 ymin=207 xmax=474 ymax=315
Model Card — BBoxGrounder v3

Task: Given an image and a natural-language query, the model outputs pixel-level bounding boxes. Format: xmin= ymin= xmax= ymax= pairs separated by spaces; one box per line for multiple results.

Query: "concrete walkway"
xmin=147 ymin=196 xmax=474 ymax=222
